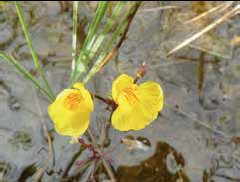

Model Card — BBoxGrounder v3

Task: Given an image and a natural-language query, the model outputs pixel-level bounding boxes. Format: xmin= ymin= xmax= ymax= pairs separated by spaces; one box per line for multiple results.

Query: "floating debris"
xmin=121 ymin=135 xmax=151 ymax=151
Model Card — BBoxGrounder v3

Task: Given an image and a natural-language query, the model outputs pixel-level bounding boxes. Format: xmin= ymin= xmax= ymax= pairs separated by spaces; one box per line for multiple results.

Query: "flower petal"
xmin=73 ymin=83 xmax=94 ymax=111
xmin=112 ymin=74 xmax=134 ymax=103
xmin=111 ymin=79 xmax=164 ymax=131
xmin=137 ymin=81 xmax=164 ymax=118
xmin=49 ymin=104 xmax=90 ymax=136
xmin=111 ymin=104 xmax=152 ymax=131
xmin=48 ymin=84 xmax=93 ymax=136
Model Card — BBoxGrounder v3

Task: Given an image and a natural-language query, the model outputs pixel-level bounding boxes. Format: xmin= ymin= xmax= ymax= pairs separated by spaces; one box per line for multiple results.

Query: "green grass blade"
xmin=15 ymin=2 xmax=55 ymax=100
xmin=72 ymin=1 xmax=79 ymax=71
xmin=83 ymin=2 xmax=140 ymax=83
xmin=71 ymin=1 xmax=109 ymax=84
xmin=82 ymin=22 xmax=127 ymax=84
xmin=0 ymin=52 xmax=54 ymax=102
xmin=87 ymin=2 xmax=126 ymax=61
xmin=71 ymin=2 xmax=126 ymax=84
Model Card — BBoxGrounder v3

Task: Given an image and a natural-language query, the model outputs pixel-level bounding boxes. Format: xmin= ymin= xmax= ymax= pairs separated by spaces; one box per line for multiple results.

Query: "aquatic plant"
xmin=0 ymin=1 xmax=166 ymax=181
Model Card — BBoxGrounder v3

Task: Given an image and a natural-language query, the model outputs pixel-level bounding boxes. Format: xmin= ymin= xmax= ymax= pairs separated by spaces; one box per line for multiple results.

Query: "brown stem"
xmin=94 ymin=94 xmax=108 ymax=103
xmin=61 ymin=145 xmax=85 ymax=179
xmin=198 ymin=52 xmax=205 ymax=104
xmin=134 ymin=62 xmax=147 ymax=83
xmin=94 ymin=94 xmax=113 ymax=105
xmin=94 ymin=94 xmax=117 ymax=110
xmin=103 ymin=121 xmax=111 ymax=147
xmin=87 ymin=129 xmax=116 ymax=182
xmin=85 ymin=3 xmax=142 ymax=181
xmin=94 ymin=2 xmax=142 ymax=74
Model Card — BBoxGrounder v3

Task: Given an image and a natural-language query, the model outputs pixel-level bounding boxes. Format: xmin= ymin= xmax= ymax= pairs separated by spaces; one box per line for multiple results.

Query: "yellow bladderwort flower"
xmin=111 ymin=74 xmax=163 ymax=131
xmin=48 ymin=83 xmax=93 ymax=137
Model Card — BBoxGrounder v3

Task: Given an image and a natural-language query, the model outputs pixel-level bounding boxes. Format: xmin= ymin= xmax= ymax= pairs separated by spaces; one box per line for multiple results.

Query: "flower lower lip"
xmin=64 ymin=93 xmax=83 ymax=110
xmin=123 ymin=87 xmax=138 ymax=104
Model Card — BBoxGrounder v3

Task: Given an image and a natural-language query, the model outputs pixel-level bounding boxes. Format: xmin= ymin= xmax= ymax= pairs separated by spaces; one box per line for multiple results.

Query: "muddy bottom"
xmin=1 ymin=1 xmax=240 ymax=182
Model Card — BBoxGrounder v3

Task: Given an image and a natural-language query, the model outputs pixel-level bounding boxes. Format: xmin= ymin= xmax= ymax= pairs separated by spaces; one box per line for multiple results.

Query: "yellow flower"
xmin=48 ymin=83 xmax=93 ymax=137
xmin=111 ymin=74 xmax=163 ymax=131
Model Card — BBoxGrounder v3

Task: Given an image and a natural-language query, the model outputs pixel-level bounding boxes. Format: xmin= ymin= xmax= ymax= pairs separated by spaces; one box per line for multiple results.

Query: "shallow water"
xmin=0 ymin=2 xmax=240 ymax=182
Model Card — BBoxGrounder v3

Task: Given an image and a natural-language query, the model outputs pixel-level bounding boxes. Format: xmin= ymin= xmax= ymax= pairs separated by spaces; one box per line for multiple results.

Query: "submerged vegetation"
xmin=0 ymin=1 xmax=240 ymax=181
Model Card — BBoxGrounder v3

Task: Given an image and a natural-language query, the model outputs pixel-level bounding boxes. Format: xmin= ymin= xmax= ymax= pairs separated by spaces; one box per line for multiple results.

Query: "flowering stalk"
xmin=93 ymin=94 xmax=117 ymax=110
xmin=134 ymin=62 xmax=147 ymax=83
xmin=86 ymin=129 xmax=116 ymax=182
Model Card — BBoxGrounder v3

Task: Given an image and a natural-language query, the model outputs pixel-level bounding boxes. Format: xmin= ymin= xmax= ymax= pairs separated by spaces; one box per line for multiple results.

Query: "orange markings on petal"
xmin=111 ymin=74 xmax=164 ymax=131
xmin=63 ymin=93 xmax=83 ymax=110
xmin=123 ymin=86 xmax=138 ymax=105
